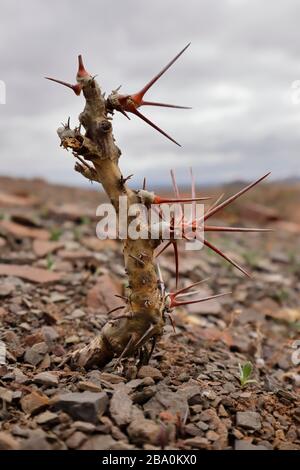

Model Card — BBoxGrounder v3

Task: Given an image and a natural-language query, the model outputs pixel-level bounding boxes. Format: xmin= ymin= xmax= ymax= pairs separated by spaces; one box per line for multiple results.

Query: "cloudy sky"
xmin=0 ymin=0 xmax=300 ymax=188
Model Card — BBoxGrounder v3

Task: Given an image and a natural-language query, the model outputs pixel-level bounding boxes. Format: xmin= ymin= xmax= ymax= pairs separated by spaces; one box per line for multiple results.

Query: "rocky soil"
xmin=0 ymin=176 xmax=299 ymax=450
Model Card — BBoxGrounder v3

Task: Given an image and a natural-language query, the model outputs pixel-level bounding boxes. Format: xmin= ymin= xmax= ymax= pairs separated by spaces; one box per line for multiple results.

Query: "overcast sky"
xmin=0 ymin=0 xmax=300 ymax=189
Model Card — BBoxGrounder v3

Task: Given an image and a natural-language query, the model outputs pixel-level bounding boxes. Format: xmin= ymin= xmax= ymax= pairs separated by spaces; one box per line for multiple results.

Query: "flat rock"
xmin=52 ymin=391 xmax=108 ymax=423
xmin=110 ymin=386 xmax=133 ymax=426
xmin=71 ymin=421 xmax=96 ymax=433
xmin=36 ymin=411 xmax=59 ymax=425
xmin=80 ymin=434 xmax=117 ymax=450
xmin=235 ymin=440 xmax=269 ymax=450
xmin=86 ymin=274 xmax=122 ymax=310
xmin=66 ymin=431 xmax=87 ymax=449
xmin=236 ymin=411 xmax=262 ymax=431
xmin=127 ymin=418 xmax=161 ymax=446
xmin=34 ymin=371 xmax=59 ymax=386
xmin=99 ymin=372 xmax=126 ymax=384
xmin=77 ymin=380 xmax=102 ymax=392
xmin=184 ymin=436 xmax=210 ymax=449
xmin=33 ymin=239 xmax=64 ymax=257
xmin=24 ymin=342 xmax=48 ymax=366
xmin=137 ymin=366 xmax=163 ymax=381
xmin=0 ymin=219 xmax=49 ymax=240
xmin=0 ymin=283 xmax=14 ymax=297
xmin=20 ymin=391 xmax=50 ymax=415
xmin=0 ymin=264 xmax=62 ymax=284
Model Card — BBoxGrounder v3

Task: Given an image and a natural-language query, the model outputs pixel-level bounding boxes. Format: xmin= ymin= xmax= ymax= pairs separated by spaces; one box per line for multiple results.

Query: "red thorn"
xmin=205 ymin=193 xmax=224 ymax=214
xmin=119 ymin=108 xmax=131 ymax=120
xmin=173 ymin=241 xmax=179 ymax=290
xmin=203 ymin=238 xmax=251 ymax=278
xmin=133 ymin=43 xmax=191 ymax=104
xmin=131 ymin=108 xmax=181 ymax=146
xmin=153 ymin=195 xmax=211 ymax=204
xmin=204 ymin=173 xmax=271 ymax=221
xmin=155 ymin=240 xmax=172 ymax=258
xmin=170 ymin=169 xmax=181 ymax=199
xmin=173 ymin=278 xmax=209 ymax=297
xmin=190 ymin=167 xmax=196 ymax=222
xmin=45 ymin=77 xmax=82 ymax=95
xmin=141 ymin=101 xmax=191 ymax=109
xmin=77 ymin=54 xmax=90 ymax=79
xmin=170 ymin=292 xmax=230 ymax=308
xmin=112 ymin=45 xmax=191 ymax=143
xmin=204 ymin=226 xmax=273 ymax=233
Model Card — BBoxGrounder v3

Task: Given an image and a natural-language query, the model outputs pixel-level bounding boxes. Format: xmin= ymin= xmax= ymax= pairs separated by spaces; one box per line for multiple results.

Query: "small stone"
xmin=34 ymin=371 xmax=59 ymax=387
xmin=110 ymin=386 xmax=133 ymax=427
xmin=36 ymin=411 xmax=59 ymax=425
xmin=127 ymin=419 xmax=161 ymax=445
xmin=77 ymin=381 xmax=102 ymax=392
xmin=65 ymin=335 xmax=80 ymax=344
xmin=52 ymin=391 xmax=108 ymax=423
xmin=0 ymin=432 xmax=19 ymax=450
xmin=236 ymin=411 xmax=261 ymax=431
xmin=24 ymin=342 xmax=48 ymax=366
xmin=20 ymin=391 xmax=49 ymax=415
xmin=235 ymin=440 xmax=269 ymax=450
xmin=185 ymin=423 xmax=204 ymax=436
xmin=41 ymin=326 xmax=59 ymax=342
xmin=202 ymin=390 xmax=217 ymax=401
xmin=33 ymin=239 xmax=63 ymax=257
xmin=80 ymin=434 xmax=117 ymax=450
xmin=0 ymin=386 xmax=13 ymax=403
xmin=196 ymin=421 xmax=209 ymax=431
xmin=13 ymin=367 xmax=28 ymax=384
xmin=218 ymin=404 xmax=228 ymax=417
xmin=99 ymin=372 xmax=126 ymax=384
xmin=69 ymin=309 xmax=85 ymax=319
xmin=206 ymin=430 xmax=220 ymax=441
xmin=0 ymin=283 xmax=14 ymax=297
xmin=66 ymin=431 xmax=87 ymax=449
xmin=131 ymin=386 xmax=156 ymax=405
xmin=72 ymin=421 xmax=96 ymax=433
xmin=137 ymin=366 xmax=163 ymax=381
xmin=86 ymin=274 xmax=121 ymax=310
xmin=184 ymin=436 xmax=209 ymax=449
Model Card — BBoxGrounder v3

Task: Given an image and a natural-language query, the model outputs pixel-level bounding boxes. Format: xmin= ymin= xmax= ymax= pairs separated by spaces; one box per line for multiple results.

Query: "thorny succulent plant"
xmin=46 ymin=45 xmax=271 ymax=369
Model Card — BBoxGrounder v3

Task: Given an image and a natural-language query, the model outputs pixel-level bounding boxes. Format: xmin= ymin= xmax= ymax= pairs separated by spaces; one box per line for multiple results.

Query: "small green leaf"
xmin=50 ymin=227 xmax=63 ymax=241
xmin=47 ymin=254 xmax=54 ymax=271
xmin=239 ymin=361 xmax=257 ymax=387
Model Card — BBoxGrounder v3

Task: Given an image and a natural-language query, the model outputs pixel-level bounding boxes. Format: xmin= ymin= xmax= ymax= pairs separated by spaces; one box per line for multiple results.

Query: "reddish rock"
xmin=86 ymin=274 xmax=122 ymax=310
xmin=0 ymin=220 xmax=49 ymax=240
xmin=33 ymin=239 xmax=64 ymax=257
xmin=0 ymin=264 xmax=63 ymax=284
xmin=20 ymin=391 xmax=50 ymax=415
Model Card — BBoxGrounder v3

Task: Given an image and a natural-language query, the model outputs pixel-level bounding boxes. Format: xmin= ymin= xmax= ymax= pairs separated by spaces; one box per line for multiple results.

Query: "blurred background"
xmin=0 ymin=0 xmax=300 ymax=188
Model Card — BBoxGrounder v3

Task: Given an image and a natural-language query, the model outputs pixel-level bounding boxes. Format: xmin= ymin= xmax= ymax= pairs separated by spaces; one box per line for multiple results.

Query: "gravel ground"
xmin=0 ymin=177 xmax=299 ymax=450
